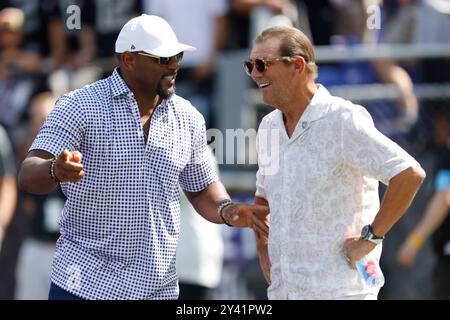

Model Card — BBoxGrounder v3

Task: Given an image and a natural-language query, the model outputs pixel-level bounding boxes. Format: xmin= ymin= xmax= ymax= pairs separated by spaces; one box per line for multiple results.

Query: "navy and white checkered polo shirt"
xmin=30 ymin=69 xmax=218 ymax=300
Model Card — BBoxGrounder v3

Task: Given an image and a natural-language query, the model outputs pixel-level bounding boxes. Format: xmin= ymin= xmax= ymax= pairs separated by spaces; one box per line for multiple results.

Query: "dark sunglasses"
xmin=137 ymin=51 xmax=184 ymax=65
xmin=243 ymin=55 xmax=309 ymax=76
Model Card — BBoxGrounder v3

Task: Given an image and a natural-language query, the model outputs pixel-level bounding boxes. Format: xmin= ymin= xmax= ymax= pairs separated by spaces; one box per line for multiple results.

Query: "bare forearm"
xmin=396 ymin=190 xmax=449 ymax=267
xmin=254 ymin=196 xmax=269 ymax=248
xmin=372 ymin=166 xmax=426 ymax=236
xmin=48 ymin=18 xmax=67 ymax=70
xmin=19 ymin=155 xmax=58 ymax=195
xmin=0 ymin=174 xmax=17 ymax=231
xmin=184 ymin=181 xmax=230 ymax=224
xmin=254 ymin=195 xmax=271 ymax=283
xmin=75 ymin=26 xmax=96 ymax=66
xmin=19 ymin=149 xmax=85 ymax=195
xmin=14 ymin=52 xmax=42 ymax=74
xmin=414 ymin=191 xmax=450 ymax=239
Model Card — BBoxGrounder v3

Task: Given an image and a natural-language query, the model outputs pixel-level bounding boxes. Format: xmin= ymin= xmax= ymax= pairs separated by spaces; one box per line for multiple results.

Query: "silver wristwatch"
xmin=360 ymin=224 xmax=384 ymax=245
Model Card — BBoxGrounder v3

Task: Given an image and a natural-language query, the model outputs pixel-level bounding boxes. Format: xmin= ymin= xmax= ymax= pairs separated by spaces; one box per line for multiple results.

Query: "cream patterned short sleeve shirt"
xmin=256 ymin=85 xmax=421 ymax=299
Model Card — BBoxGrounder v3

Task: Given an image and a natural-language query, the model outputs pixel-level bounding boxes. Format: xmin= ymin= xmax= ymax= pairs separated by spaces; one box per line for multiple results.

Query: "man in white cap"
xmin=18 ymin=14 xmax=269 ymax=300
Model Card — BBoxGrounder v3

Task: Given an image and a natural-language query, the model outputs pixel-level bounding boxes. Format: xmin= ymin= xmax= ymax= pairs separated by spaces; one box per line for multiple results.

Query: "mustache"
xmin=161 ymin=72 xmax=177 ymax=80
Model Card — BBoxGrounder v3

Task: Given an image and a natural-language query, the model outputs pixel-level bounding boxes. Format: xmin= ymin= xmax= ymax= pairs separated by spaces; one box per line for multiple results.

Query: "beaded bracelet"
xmin=218 ymin=199 xmax=234 ymax=227
xmin=49 ymin=158 xmax=60 ymax=182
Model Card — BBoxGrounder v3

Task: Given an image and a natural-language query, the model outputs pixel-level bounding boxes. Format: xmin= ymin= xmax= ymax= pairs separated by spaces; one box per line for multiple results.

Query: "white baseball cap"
xmin=115 ymin=14 xmax=196 ymax=57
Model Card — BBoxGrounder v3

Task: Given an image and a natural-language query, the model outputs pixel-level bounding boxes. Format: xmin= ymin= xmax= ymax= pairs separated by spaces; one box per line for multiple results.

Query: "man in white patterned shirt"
xmin=18 ymin=14 xmax=268 ymax=300
xmin=244 ymin=26 xmax=426 ymax=299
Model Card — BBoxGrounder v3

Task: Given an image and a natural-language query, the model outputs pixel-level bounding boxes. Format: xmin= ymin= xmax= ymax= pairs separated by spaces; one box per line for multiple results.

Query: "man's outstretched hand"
xmin=53 ymin=149 xmax=85 ymax=183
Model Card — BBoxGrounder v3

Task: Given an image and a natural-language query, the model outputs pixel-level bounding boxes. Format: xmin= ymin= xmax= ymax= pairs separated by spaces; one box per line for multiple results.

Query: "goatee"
xmin=157 ymin=84 xmax=175 ymax=99
xmin=157 ymin=75 xmax=176 ymax=99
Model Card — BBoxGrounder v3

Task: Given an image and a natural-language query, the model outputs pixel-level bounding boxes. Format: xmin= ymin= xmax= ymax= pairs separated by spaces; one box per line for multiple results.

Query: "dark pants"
xmin=178 ymin=282 xmax=209 ymax=300
xmin=0 ymin=202 xmax=34 ymax=299
xmin=433 ymin=255 xmax=450 ymax=300
xmin=48 ymin=282 xmax=84 ymax=300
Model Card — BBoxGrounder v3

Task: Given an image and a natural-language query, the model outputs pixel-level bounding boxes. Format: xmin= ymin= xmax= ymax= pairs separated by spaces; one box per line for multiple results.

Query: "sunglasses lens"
xmin=243 ymin=59 xmax=269 ymax=75
xmin=159 ymin=52 xmax=184 ymax=65
xmin=159 ymin=57 xmax=171 ymax=65
xmin=175 ymin=52 xmax=184 ymax=63
xmin=244 ymin=61 xmax=253 ymax=75
xmin=255 ymin=59 xmax=266 ymax=73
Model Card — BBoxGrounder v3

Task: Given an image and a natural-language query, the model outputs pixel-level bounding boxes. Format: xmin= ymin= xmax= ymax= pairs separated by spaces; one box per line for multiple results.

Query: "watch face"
xmin=361 ymin=225 xmax=370 ymax=239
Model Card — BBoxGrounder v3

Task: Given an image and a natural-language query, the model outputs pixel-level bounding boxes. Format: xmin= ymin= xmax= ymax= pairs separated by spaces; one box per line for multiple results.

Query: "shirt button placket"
xmin=279 ymin=144 xmax=289 ymax=287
